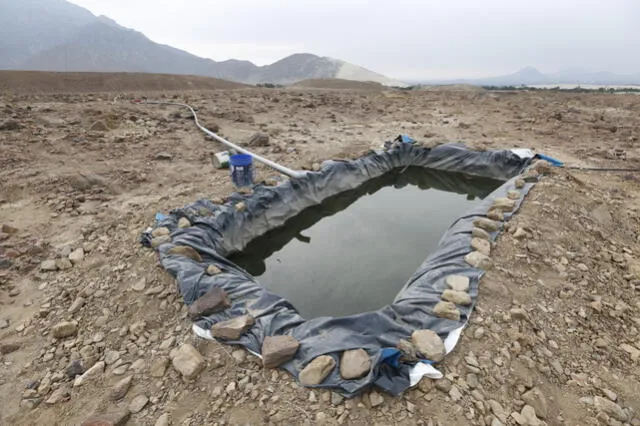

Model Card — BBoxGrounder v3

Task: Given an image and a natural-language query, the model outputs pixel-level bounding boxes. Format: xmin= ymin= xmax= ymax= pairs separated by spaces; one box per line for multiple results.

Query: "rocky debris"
xmin=511 ymin=405 xmax=541 ymax=425
xmin=472 ymin=227 xmax=490 ymax=240
xmin=0 ymin=341 xmax=20 ymax=354
xmin=68 ymin=247 xmax=85 ymax=264
xmin=81 ymin=407 xmax=131 ymax=426
xmin=339 ymin=349 xmax=371 ymax=379
xmin=206 ymin=264 xmax=222 ymax=275
xmin=52 ymin=321 xmax=78 ymax=338
xmin=620 ymin=343 xmax=640 ymax=361
xmin=231 ymin=349 xmax=246 ymax=363
xmin=521 ymin=388 xmax=548 ymax=418
xmin=66 ymin=360 xmax=85 ymax=378
xmin=170 ymin=344 xmax=205 ymax=379
xmin=56 ymin=258 xmax=73 ymax=270
xmin=433 ymin=301 xmax=461 ymax=321
xmin=40 ymin=259 xmax=57 ymax=271
xmin=299 ymin=355 xmax=336 ymax=385
xmin=150 ymin=357 xmax=169 ymax=377
xmin=247 ymin=132 xmax=270 ymax=147
xmin=155 ymin=152 xmax=173 ymax=161
xmin=0 ymin=119 xmax=21 ymax=131
xmin=110 ymin=375 xmax=133 ymax=401
xmin=446 ymin=275 xmax=470 ymax=292
xmin=396 ymin=339 xmax=419 ymax=362
xmin=151 ymin=235 xmax=171 ymax=248
xmin=73 ymin=361 xmax=105 ymax=387
xmin=411 ymin=330 xmax=445 ymax=362
xmin=489 ymin=400 xmax=508 ymax=423
xmin=594 ymin=396 xmax=627 ymax=422
xmin=441 ymin=289 xmax=472 ymax=306
xmin=187 ymin=287 xmax=230 ymax=319
xmin=368 ymin=390 xmax=384 ymax=407
xmin=261 ymin=335 xmax=300 ymax=368
xmin=166 ymin=245 xmax=202 ymax=262
xmin=465 ymin=251 xmax=491 ymax=268
xmin=513 ymin=227 xmax=527 ymax=239
xmin=474 ymin=217 xmax=500 ymax=232
xmin=471 ymin=237 xmax=491 ymax=256
xmin=235 ymin=202 xmax=247 ymax=212
xmin=132 ymin=278 xmax=146 ymax=292
xmin=129 ymin=394 xmax=149 ymax=414
xmin=45 ymin=387 xmax=70 ymax=405
xmin=154 ymin=413 xmax=170 ymax=426
xmin=515 ymin=178 xmax=525 ymax=189
xmin=90 ymin=120 xmax=110 ymax=131
xmin=177 ymin=217 xmax=191 ymax=228
xmin=211 ymin=315 xmax=254 ymax=340
xmin=492 ymin=198 xmax=516 ymax=212
xmin=151 ymin=227 xmax=170 ymax=238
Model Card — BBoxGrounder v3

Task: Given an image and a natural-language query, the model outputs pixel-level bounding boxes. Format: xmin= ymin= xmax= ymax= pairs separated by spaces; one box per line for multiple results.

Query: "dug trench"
xmin=1 ymin=86 xmax=640 ymax=425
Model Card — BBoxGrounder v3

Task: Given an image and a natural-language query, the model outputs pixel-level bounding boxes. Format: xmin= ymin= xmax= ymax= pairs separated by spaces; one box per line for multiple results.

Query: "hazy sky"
xmin=71 ymin=0 xmax=640 ymax=80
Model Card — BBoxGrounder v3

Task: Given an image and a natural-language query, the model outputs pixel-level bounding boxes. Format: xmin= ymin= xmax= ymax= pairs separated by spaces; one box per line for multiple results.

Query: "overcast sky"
xmin=71 ymin=0 xmax=640 ymax=80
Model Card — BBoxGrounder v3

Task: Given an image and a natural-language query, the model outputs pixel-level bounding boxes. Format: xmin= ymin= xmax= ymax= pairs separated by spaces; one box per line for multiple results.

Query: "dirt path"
xmin=1 ymin=82 xmax=639 ymax=425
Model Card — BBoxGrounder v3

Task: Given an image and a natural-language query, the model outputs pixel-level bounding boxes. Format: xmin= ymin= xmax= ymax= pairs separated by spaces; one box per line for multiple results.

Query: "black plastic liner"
xmin=142 ymin=143 xmax=534 ymax=396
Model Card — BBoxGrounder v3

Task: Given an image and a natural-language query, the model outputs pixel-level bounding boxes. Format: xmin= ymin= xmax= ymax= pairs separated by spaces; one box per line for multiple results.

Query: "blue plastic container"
xmin=229 ymin=154 xmax=254 ymax=187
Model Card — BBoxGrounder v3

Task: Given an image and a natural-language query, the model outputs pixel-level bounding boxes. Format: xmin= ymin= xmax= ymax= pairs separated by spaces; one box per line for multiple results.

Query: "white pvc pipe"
xmin=144 ymin=100 xmax=306 ymax=179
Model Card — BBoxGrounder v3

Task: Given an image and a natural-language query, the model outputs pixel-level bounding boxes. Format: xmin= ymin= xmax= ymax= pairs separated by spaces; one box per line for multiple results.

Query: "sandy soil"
xmin=1 ymin=73 xmax=640 ymax=426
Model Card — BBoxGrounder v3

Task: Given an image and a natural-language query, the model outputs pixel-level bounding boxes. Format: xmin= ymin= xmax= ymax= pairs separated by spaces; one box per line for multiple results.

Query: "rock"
xmin=397 ymin=339 xmax=419 ymax=362
xmin=132 ymin=278 xmax=146 ymax=292
xmin=620 ymin=343 xmax=640 ymax=361
xmin=369 ymin=390 xmax=384 ymax=407
xmin=331 ymin=391 xmax=344 ymax=406
xmin=512 ymin=405 xmax=541 ymax=425
xmin=66 ymin=359 xmax=85 ymax=378
xmin=235 ymin=202 xmax=246 ymax=212
xmin=467 ymin=373 xmax=479 ymax=389
xmin=211 ymin=315 xmax=254 ymax=340
xmin=435 ymin=378 xmax=452 ymax=393
xmin=492 ymin=198 xmax=516 ymax=212
xmin=433 ymin=301 xmax=461 ymax=321
xmin=0 ymin=119 xmax=21 ymax=131
xmin=262 ymin=335 xmax=300 ymax=368
xmin=90 ymin=120 xmax=110 ymax=131
xmin=55 ymin=258 xmax=73 ymax=270
xmin=129 ymin=394 xmax=149 ymax=414
xmin=299 ymin=355 xmax=336 ymax=385
xmin=487 ymin=210 xmax=504 ymax=221
xmin=411 ymin=329 xmax=445 ymax=362
xmin=170 ymin=344 xmax=205 ymax=379
xmin=340 ymin=349 xmax=371 ymax=379
xmin=20 ymin=398 xmax=42 ymax=410
xmin=247 ymin=132 xmax=270 ymax=147
xmin=177 ymin=217 xmax=191 ymax=228
xmin=594 ymin=396 xmax=627 ymax=422
xmin=515 ymin=178 xmax=525 ymax=189
xmin=446 ymin=275 xmax=470 ymax=292
xmin=45 ymin=386 xmax=70 ymax=404
xmin=232 ymin=349 xmax=246 ymax=363
xmin=532 ymin=160 xmax=552 ymax=174
xmin=112 ymin=364 xmax=129 ymax=376
xmin=110 ymin=375 xmax=133 ymax=401
xmin=150 ymin=357 xmax=169 ymax=377
xmin=151 ymin=235 xmax=171 ymax=248
xmin=1 ymin=224 xmax=19 ymax=234
xmin=0 ymin=342 xmax=20 ymax=354
xmin=41 ymin=260 xmax=57 ymax=271
xmin=523 ymin=168 xmax=540 ymax=182
xmin=471 ymin=238 xmax=491 ymax=256
xmin=489 ymin=400 xmax=508 ymax=423
xmin=155 ymin=413 xmax=170 ymax=426
xmin=188 ymin=286 xmax=230 ymax=319
xmin=513 ymin=227 xmax=527 ymax=239
xmin=449 ymin=385 xmax=462 ymax=402
xmin=0 ymin=318 xmax=8 ymax=329
xmin=441 ymin=289 xmax=472 ymax=306
xmin=68 ymin=296 xmax=86 ymax=313
xmin=155 ymin=152 xmax=173 ymax=161
xmin=465 ymin=251 xmax=491 ymax=268
xmin=166 ymin=245 xmax=202 ymax=262
xmin=507 ymin=190 xmax=521 ymax=200
xmin=52 ymin=321 xmax=78 ymax=338
xmin=602 ymin=389 xmax=617 ymax=402
xmin=74 ymin=361 xmax=105 ymax=387
xmin=68 ymin=248 xmax=85 ymax=264
xmin=522 ymin=388 xmax=548 ymax=418
xmin=472 ymin=227 xmax=490 ymax=240
xmin=151 ymin=227 xmax=170 ymax=238
xmin=206 ymin=265 xmax=222 ymax=275
xmin=82 ymin=408 xmax=131 ymax=426
xmin=474 ymin=218 xmax=500 ymax=232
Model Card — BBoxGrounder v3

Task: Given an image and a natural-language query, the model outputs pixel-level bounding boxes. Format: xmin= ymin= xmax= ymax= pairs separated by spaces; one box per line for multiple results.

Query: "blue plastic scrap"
xmin=535 ymin=153 xmax=564 ymax=167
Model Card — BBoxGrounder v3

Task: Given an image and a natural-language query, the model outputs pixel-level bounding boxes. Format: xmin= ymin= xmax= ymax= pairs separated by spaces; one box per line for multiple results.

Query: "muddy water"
xmin=230 ymin=168 xmax=502 ymax=319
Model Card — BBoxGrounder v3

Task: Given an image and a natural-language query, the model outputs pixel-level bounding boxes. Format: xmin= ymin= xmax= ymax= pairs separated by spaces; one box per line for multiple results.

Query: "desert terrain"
xmin=1 ymin=72 xmax=640 ymax=426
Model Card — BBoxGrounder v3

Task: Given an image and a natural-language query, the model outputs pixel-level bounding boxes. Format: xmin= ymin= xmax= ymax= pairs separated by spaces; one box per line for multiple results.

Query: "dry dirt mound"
xmin=289 ymin=78 xmax=386 ymax=91
xmin=417 ymin=84 xmax=486 ymax=92
xmin=0 ymin=71 xmax=248 ymax=94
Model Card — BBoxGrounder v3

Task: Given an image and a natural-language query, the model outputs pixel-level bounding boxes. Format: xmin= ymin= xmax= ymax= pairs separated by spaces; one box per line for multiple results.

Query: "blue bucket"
xmin=229 ymin=154 xmax=254 ymax=187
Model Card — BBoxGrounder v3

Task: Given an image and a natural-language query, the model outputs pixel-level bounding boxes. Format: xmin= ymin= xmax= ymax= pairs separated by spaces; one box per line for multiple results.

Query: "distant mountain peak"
xmin=515 ymin=66 xmax=543 ymax=77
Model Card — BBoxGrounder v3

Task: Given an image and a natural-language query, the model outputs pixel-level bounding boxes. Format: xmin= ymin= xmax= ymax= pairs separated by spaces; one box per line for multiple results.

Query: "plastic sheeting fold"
xmin=142 ymin=143 xmax=534 ymax=396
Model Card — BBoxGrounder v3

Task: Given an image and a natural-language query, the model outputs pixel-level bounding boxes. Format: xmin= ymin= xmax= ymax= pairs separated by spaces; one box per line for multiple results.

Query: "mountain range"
xmin=418 ymin=66 xmax=640 ymax=87
xmin=0 ymin=0 xmax=404 ymax=86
